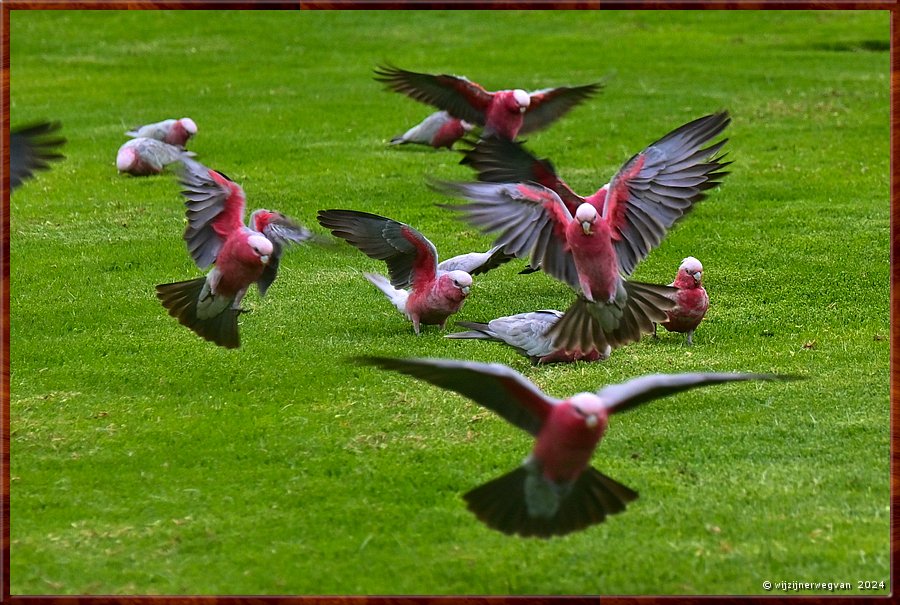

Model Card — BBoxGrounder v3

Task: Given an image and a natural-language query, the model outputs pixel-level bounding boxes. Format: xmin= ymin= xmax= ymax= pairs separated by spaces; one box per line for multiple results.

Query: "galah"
xmin=390 ymin=110 xmax=475 ymax=149
xmin=10 ymin=120 xmax=65 ymax=190
xmin=433 ymin=111 xmax=731 ymax=354
xmin=374 ymin=64 xmax=602 ymax=140
xmin=446 ymin=310 xmax=611 ymax=365
xmin=358 ymin=355 xmax=794 ymax=538
xmin=126 ymin=117 xmax=198 ymax=147
xmin=317 ymin=209 xmax=511 ymax=334
xmin=156 ymin=157 xmax=313 ymax=348
xmin=116 ymin=137 xmax=194 ymax=176
xmin=655 ymin=256 xmax=709 ymax=346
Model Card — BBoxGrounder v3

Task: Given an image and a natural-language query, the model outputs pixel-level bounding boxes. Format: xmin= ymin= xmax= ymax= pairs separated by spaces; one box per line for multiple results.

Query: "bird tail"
xmin=463 ymin=466 xmax=638 ymax=538
xmin=156 ymin=278 xmax=240 ymax=349
xmin=444 ymin=321 xmax=495 ymax=341
xmin=364 ymin=272 xmax=408 ymax=314
xmin=549 ymin=280 xmax=676 ymax=353
xmin=389 ymin=134 xmax=407 ymax=145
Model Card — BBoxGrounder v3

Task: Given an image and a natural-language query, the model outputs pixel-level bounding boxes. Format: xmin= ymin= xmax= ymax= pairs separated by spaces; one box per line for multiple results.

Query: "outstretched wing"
xmin=317 ymin=209 xmax=437 ymax=290
xmin=10 ymin=121 xmax=66 ymax=190
xmin=432 ymin=180 xmax=580 ymax=290
xmin=250 ymin=210 xmax=315 ymax=297
xmin=520 ymin=82 xmax=604 ymax=135
xmin=179 ymin=157 xmax=247 ymax=270
xmin=602 ymin=111 xmax=732 ymax=276
xmin=438 ymin=245 xmax=515 ymax=276
xmin=357 ymin=356 xmax=559 ymax=436
xmin=374 ymin=64 xmax=493 ymax=126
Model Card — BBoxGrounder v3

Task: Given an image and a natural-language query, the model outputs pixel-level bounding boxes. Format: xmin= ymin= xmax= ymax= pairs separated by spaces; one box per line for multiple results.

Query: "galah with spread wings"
xmin=317 ymin=209 xmax=511 ymax=334
xmin=156 ymin=158 xmax=313 ymax=348
xmin=116 ymin=137 xmax=193 ymax=176
xmin=126 ymin=117 xmax=198 ymax=147
xmin=446 ymin=310 xmax=610 ymax=365
xmin=390 ymin=110 xmax=474 ymax=149
xmin=655 ymin=256 xmax=709 ymax=346
xmin=374 ymin=64 xmax=602 ymax=140
xmin=358 ymin=356 xmax=795 ymax=538
xmin=434 ymin=112 xmax=731 ymax=354
xmin=10 ymin=120 xmax=65 ymax=190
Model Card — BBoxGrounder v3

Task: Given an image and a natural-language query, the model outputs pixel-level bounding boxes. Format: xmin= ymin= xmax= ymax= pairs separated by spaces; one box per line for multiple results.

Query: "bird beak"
xmin=585 ymin=414 xmax=599 ymax=429
xmin=692 ymin=272 xmax=702 ymax=282
xmin=260 ymin=254 xmax=270 ymax=264
xmin=581 ymin=221 xmax=592 ymax=235
xmin=461 ymin=285 xmax=471 ymax=295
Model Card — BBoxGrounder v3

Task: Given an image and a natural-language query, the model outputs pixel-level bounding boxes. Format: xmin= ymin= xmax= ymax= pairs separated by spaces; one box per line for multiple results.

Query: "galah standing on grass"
xmin=116 ymin=137 xmax=194 ymax=176
xmin=374 ymin=64 xmax=603 ymax=140
xmin=126 ymin=117 xmax=198 ymax=147
xmin=317 ymin=209 xmax=511 ymax=334
xmin=358 ymin=356 xmax=795 ymax=538
xmin=655 ymin=256 xmax=709 ymax=346
xmin=156 ymin=158 xmax=313 ymax=348
xmin=10 ymin=120 xmax=65 ymax=190
xmin=446 ymin=310 xmax=611 ymax=365
xmin=433 ymin=111 xmax=731 ymax=354
xmin=390 ymin=110 xmax=475 ymax=149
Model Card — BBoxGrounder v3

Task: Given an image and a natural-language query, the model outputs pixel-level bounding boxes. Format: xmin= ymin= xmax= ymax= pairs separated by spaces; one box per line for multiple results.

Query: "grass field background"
xmin=8 ymin=9 xmax=890 ymax=595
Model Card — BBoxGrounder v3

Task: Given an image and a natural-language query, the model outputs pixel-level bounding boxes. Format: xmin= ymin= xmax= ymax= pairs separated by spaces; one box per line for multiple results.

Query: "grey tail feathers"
xmin=156 ymin=278 xmax=240 ymax=349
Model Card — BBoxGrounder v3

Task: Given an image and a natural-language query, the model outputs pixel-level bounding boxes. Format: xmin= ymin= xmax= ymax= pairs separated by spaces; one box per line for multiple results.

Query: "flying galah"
xmin=446 ymin=310 xmax=611 ymax=365
xmin=156 ymin=158 xmax=313 ymax=348
xmin=433 ymin=112 xmax=731 ymax=354
xmin=10 ymin=120 xmax=65 ymax=190
xmin=374 ymin=64 xmax=602 ymax=140
xmin=317 ymin=209 xmax=511 ymax=334
xmin=655 ymin=256 xmax=709 ymax=346
xmin=126 ymin=117 xmax=198 ymax=147
xmin=116 ymin=137 xmax=194 ymax=176
xmin=390 ymin=110 xmax=475 ymax=149
xmin=358 ymin=356 xmax=795 ymax=538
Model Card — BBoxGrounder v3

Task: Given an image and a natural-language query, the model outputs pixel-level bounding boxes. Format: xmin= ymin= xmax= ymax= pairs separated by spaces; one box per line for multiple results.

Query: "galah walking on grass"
xmin=433 ymin=111 xmax=731 ymax=354
xmin=156 ymin=157 xmax=313 ymax=348
xmin=446 ymin=310 xmax=611 ymax=365
xmin=655 ymin=256 xmax=709 ymax=346
xmin=10 ymin=120 xmax=65 ymax=190
xmin=317 ymin=209 xmax=511 ymax=334
xmin=116 ymin=137 xmax=194 ymax=176
xmin=374 ymin=64 xmax=603 ymax=140
xmin=358 ymin=355 xmax=795 ymax=538
xmin=126 ymin=117 xmax=198 ymax=147
xmin=390 ymin=110 xmax=475 ymax=149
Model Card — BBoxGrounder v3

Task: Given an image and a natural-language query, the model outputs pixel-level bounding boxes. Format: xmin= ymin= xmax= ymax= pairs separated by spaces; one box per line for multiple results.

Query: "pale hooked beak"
xmin=585 ymin=414 xmax=599 ymax=429
xmin=581 ymin=221 xmax=592 ymax=235
xmin=461 ymin=285 xmax=471 ymax=295
xmin=260 ymin=254 xmax=270 ymax=264
xmin=693 ymin=271 xmax=702 ymax=282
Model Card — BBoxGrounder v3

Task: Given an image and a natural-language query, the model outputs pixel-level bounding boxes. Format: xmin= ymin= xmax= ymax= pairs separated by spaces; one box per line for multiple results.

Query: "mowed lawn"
xmin=8 ymin=10 xmax=889 ymax=596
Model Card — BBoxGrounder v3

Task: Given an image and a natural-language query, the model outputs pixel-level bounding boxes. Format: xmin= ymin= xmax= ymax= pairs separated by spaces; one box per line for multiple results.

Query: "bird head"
xmin=460 ymin=120 xmax=475 ymax=132
xmin=447 ymin=270 xmax=473 ymax=296
xmin=179 ymin=117 xmax=198 ymax=136
xmin=679 ymin=256 xmax=703 ymax=285
xmin=575 ymin=203 xmax=598 ymax=235
xmin=569 ymin=392 xmax=608 ymax=433
xmin=116 ymin=146 xmax=137 ymax=172
xmin=247 ymin=234 xmax=274 ymax=265
xmin=513 ymin=89 xmax=531 ymax=113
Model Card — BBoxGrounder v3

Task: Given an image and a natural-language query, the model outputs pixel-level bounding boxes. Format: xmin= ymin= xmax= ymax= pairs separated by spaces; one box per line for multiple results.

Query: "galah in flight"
xmin=126 ymin=117 xmax=198 ymax=147
xmin=358 ymin=355 xmax=795 ymax=538
xmin=317 ymin=209 xmax=511 ymax=334
xmin=156 ymin=158 xmax=313 ymax=348
xmin=434 ymin=112 xmax=731 ymax=354
xmin=390 ymin=110 xmax=475 ymax=149
xmin=116 ymin=137 xmax=194 ymax=176
xmin=446 ymin=310 xmax=610 ymax=365
xmin=10 ymin=120 xmax=65 ymax=190
xmin=374 ymin=64 xmax=603 ymax=140
xmin=655 ymin=256 xmax=709 ymax=346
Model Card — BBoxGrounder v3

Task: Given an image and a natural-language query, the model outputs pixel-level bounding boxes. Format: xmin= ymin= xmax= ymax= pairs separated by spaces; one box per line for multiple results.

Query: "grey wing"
xmin=438 ymin=245 xmax=515 ymax=276
xmin=393 ymin=111 xmax=451 ymax=144
xmin=606 ymin=111 xmax=732 ymax=276
xmin=432 ymin=179 xmax=581 ymax=290
xmin=10 ymin=121 xmax=66 ymax=189
xmin=594 ymin=372 xmax=798 ymax=415
xmin=488 ymin=310 xmax=563 ymax=357
xmin=140 ymin=138 xmax=188 ymax=167
xmin=126 ymin=119 xmax=173 ymax=140
xmin=316 ymin=209 xmax=437 ymax=289
xmin=519 ymin=82 xmax=604 ymax=135
xmin=356 ymin=356 xmax=559 ymax=436
xmin=255 ymin=214 xmax=315 ymax=297
xmin=179 ymin=157 xmax=238 ymax=270
xmin=374 ymin=64 xmax=491 ymax=126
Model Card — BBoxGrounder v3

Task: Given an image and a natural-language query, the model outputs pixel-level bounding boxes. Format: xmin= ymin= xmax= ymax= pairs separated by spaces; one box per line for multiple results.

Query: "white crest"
xmin=680 ymin=256 xmax=703 ymax=273
xmin=180 ymin=117 xmax=198 ymax=134
xmin=513 ymin=89 xmax=531 ymax=108
xmin=447 ymin=270 xmax=473 ymax=288
xmin=575 ymin=203 xmax=598 ymax=223
xmin=248 ymin=233 xmax=274 ymax=257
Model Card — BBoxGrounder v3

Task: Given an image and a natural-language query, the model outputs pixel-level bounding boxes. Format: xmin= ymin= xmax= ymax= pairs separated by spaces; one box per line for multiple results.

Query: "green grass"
xmin=8 ymin=9 xmax=889 ymax=596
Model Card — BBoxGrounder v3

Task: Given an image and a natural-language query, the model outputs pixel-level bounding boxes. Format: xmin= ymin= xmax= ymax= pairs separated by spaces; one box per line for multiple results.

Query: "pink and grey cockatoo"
xmin=156 ymin=158 xmax=313 ymax=348
xmin=374 ymin=65 xmax=602 ymax=140
xmin=655 ymin=256 xmax=709 ymax=346
xmin=390 ymin=110 xmax=475 ymax=149
xmin=126 ymin=117 xmax=197 ymax=147
xmin=116 ymin=137 xmax=194 ymax=176
xmin=317 ymin=209 xmax=511 ymax=334
xmin=434 ymin=111 xmax=731 ymax=354
xmin=359 ymin=355 xmax=794 ymax=538
xmin=10 ymin=120 xmax=65 ymax=190
xmin=446 ymin=310 xmax=611 ymax=365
